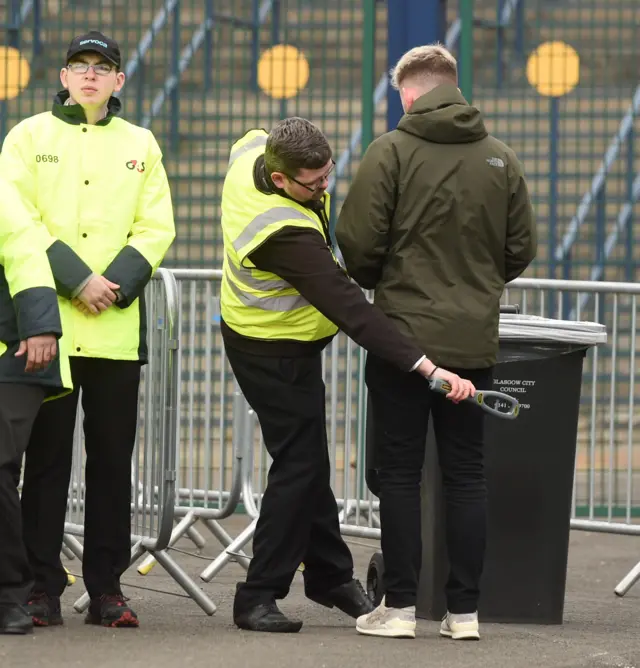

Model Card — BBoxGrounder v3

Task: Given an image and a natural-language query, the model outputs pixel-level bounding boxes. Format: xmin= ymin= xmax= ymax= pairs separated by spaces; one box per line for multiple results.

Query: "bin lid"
xmin=498 ymin=313 xmax=607 ymax=345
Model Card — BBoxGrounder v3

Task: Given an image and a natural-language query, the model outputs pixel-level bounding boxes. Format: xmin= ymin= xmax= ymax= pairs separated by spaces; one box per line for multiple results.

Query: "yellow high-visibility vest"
xmin=220 ymin=129 xmax=339 ymax=342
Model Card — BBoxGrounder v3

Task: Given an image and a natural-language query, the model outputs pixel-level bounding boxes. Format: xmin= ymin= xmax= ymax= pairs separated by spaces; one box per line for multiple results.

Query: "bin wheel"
xmin=366 ymin=552 xmax=386 ymax=607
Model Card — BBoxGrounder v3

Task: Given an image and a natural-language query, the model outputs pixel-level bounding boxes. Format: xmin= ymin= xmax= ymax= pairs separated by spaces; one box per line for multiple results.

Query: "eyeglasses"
xmin=67 ymin=62 xmax=114 ymax=76
xmin=286 ymin=159 xmax=336 ymax=193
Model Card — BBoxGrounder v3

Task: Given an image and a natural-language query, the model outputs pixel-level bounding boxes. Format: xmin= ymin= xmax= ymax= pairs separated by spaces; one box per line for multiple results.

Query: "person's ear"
xmin=400 ymin=87 xmax=417 ymax=112
xmin=114 ymin=71 xmax=126 ymax=93
xmin=60 ymin=68 xmax=69 ymax=90
xmin=271 ymin=172 xmax=287 ymax=189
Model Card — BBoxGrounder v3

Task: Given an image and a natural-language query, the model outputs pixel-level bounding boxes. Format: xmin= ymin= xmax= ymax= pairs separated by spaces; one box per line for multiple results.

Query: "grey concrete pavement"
xmin=1 ymin=521 xmax=639 ymax=668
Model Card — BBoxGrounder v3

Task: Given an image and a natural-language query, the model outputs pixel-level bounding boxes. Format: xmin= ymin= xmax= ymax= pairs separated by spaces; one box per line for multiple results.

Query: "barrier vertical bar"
xmin=355 ymin=346 xmax=367 ymax=527
xmin=625 ymin=127 xmax=634 ymax=282
xmin=607 ymin=295 xmax=619 ymax=522
xmin=562 ymin=254 xmax=572 ymax=319
xmin=548 ymin=97 xmax=560 ymax=316
xmin=626 ymin=298 xmax=636 ymax=524
xmin=595 ymin=189 xmax=606 ymax=271
xmin=156 ymin=269 xmax=180 ymax=549
xmin=548 ymin=97 xmax=560 ymax=279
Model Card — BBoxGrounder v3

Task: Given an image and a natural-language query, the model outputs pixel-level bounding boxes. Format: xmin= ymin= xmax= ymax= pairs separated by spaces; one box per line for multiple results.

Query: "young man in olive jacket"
xmin=0 ymin=178 xmax=72 ymax=635
xmin=336 ymin=44 xmax=537 ymax=641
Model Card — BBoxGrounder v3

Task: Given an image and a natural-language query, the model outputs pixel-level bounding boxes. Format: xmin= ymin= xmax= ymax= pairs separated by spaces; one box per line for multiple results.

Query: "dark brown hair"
xmin=265 ymin=117 xmax=332 ymax=176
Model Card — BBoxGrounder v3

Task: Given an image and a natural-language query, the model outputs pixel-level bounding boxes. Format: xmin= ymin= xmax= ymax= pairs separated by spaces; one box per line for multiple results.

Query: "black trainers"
xmin=26 ymin=592 xmax=63 ymax=627
xmin=85 ymin=594 xmax=139 ymax=628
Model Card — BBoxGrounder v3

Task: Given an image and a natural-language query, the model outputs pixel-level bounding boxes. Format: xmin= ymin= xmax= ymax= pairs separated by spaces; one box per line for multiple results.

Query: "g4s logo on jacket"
xmin=126 ymin=160 xmax=146 ymax=173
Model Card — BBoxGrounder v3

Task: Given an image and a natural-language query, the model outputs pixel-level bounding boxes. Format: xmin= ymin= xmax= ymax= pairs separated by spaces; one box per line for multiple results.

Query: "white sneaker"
xmin=356 ymin=598 xmax=416 ymax=639
xmin=440 ymin=611 xmax=480 ymax=640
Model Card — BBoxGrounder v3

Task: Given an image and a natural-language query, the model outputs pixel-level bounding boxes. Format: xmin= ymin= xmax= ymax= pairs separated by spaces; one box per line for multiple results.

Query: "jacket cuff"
xmin=70 ymin=273 xmax=95 ymax=299
xmin=102 ymin=245 xmax=153 ymax=308
xmin=13 ymin=286 xmax=62 ymax=340
xmin=409 ymin=354 xmax=426 ymax=372
xmin=47 ymin=240 xmax=93 ymax=300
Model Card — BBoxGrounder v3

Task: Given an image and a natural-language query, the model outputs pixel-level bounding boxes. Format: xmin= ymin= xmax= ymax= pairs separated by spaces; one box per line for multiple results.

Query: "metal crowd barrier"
xmin=60 ymin=268 xmax=194 ymax=612
xmin=132 ymin=268 xmax=253 ymax=614
xmin=86 ymin=271 xmax=639 ymax=614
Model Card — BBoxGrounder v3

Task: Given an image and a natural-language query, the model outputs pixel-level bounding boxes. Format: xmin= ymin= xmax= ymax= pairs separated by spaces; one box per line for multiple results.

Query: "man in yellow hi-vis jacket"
xmin=0 ymin=178 xmax=72 ymax=635
xmin=220 ymin=119 xmax=474 ymax=633
xmin=0 ymin=31 xmax=175 ymax=628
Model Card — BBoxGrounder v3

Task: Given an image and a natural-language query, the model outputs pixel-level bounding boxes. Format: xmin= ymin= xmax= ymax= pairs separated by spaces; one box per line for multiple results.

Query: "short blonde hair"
xmin=390 ymin=43 xmax=458 ymax=90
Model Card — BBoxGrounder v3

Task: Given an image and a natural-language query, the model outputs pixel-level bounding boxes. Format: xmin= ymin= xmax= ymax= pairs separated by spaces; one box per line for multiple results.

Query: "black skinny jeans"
xmin=366 ymin=353 xmax=492 ymax=613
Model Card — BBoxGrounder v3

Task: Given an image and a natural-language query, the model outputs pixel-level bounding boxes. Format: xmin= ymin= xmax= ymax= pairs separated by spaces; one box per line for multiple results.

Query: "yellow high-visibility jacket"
xmin=220 ymin=129 xmax=338 ymax=342
xmin=0 ymin=91 xmax=176 ymax=363
xmin=0 ymin=178 xmax=72 ymax=398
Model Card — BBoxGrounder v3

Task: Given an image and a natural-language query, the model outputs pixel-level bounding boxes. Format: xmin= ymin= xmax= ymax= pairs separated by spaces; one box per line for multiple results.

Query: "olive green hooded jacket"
xmin=336 ymin=84 xmax=537 ymax=368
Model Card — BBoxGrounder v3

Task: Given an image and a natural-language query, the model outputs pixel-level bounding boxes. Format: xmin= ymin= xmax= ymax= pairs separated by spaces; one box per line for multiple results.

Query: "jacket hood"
xmin=397 ymin=84 xmax=488 ymax=144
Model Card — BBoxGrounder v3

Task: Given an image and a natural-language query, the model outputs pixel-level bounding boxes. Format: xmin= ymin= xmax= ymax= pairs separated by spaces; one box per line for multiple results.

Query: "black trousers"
xmin=0 ymin=383 xmax=45 ymax=605
xmin=366 ymin=353 xmax=492 ymax=613
xmin=21 ymin=357 xmax=141 ymax=599
xmin=225 ymin=346 xmax=354 ymax=612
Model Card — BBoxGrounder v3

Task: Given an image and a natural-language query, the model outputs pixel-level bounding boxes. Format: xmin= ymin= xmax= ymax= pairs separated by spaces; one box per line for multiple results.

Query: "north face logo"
xmin=486 ymin=157 xmax=505 ymax=168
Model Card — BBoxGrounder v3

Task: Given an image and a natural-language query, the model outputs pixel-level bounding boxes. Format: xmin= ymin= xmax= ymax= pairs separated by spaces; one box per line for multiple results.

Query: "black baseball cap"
xmin=66 ymin=31 xmax=121 ymax=69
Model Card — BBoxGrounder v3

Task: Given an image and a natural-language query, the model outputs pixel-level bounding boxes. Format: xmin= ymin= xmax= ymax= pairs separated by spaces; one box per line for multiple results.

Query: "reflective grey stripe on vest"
xmin=228 ymin=134 xmax=268 ymax=167
xmin=226 ymin=253 xmax=290 ymax=292
xmin=226 ymin=273 xmax=309 ymax=312
xmin=233 ymin=207 xmax=315 ymax=254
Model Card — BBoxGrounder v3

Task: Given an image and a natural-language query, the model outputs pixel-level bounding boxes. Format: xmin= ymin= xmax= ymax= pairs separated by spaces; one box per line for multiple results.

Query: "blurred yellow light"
xmin=257 ymin=44 xmax=310 ymax=99
xmin=526 ymin=41 xmax=580 ymax=98
xmin=0 ymin=46 xmax=31 ymax=101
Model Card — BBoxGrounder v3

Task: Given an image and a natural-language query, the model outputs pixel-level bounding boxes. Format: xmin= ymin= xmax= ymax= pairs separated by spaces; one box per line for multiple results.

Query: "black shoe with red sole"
xmin=85 ymin=594 xmax=139 ymax=628
xmin=26 ymin=593 xmax=64 ymax=627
